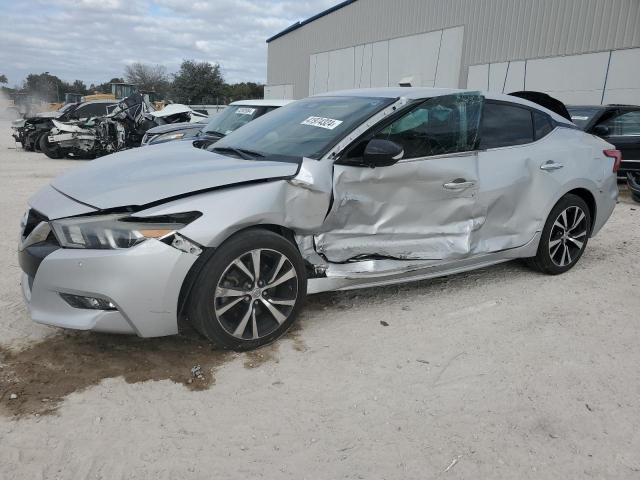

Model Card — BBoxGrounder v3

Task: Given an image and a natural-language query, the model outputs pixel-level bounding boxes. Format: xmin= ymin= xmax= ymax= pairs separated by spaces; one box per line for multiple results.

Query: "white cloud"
xmin=0 ymin=0 xmax=340 ymax=86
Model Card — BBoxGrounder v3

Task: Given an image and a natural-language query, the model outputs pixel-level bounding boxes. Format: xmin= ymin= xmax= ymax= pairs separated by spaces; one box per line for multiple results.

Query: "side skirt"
xmin=307 ymin=232 xmax=541 ymax=294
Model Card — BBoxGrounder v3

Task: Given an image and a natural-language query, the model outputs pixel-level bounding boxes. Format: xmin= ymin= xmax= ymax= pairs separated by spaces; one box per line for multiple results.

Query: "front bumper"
xmin=20 ymin=239 xmax=199 ymax=337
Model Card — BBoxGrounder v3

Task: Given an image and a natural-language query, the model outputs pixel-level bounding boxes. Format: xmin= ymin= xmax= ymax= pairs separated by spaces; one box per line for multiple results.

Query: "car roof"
xmin=81 ymin=99 xmax=118 ymax=105
xmin=229 ymin=99 xmax=293 ymax=107
xmin=316 ymin=87 xmax=574 ymax=125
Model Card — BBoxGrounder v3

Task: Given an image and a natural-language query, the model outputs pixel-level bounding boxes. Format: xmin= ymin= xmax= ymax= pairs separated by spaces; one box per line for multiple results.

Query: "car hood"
xmin=50 ymin=141 xmax=300 ymax=210
xmin=146 ymin=122 xmax=203 ymax=136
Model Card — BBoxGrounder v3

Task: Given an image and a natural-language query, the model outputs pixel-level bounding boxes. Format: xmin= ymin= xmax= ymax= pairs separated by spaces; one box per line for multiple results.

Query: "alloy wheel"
xmin=213 ymin=248 xmax=298 ymax=340
xmin=548 ymin=206 xmax=588 ymax=267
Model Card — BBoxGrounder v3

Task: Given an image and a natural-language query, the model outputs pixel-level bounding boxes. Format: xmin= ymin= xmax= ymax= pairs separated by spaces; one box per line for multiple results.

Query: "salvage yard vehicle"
xmin=19 ymin=88 xmax=619 ymax=350
xmin=11 ymin=100 xmax=116 ymax=157
xmin=568 ymin=104 xmax=640 ymax=179
xmin=141 ymin=99 xmax=291 ymax=147
xmin=45 ymin=94 xmax=202 ymax=159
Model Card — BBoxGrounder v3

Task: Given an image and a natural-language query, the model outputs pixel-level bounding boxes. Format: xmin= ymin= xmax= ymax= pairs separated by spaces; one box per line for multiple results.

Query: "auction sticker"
xmin=301 ymin=116 xmax=343 ymax=130
xmin=236 ymin=107 xmax=256 ymax=115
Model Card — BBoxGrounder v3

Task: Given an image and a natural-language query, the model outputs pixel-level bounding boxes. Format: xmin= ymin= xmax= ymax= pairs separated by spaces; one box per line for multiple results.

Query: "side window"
xmin=370 ymin=94 xmax=482 ymax=159
xmin=74 ymin=103 xmax=109 ymax=118
xmin=533 ymin=111 xmax=554 ymax=140
xmin=480 ymin=103 xmax=533 ymax=149
xmin=597 ymin=111 xmax=640 ymax=136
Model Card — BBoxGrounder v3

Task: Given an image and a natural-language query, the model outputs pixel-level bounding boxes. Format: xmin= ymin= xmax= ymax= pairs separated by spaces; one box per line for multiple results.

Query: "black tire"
xmin=632 ymin=193 xmax=640 ymax=204
xmin=39 ymin=132 xmax=65 ymax=159
xmin=527 ymin=194 xmax=591 ymax=275
xmin=186 ymin=229 xmax=307 ymax=351
xmin=33 ymin=133 xmax=45 ymax=153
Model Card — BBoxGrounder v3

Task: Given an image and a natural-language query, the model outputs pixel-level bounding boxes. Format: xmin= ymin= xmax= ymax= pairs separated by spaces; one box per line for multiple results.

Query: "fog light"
xmin=59 ymin=293 xmax=117 ymax=310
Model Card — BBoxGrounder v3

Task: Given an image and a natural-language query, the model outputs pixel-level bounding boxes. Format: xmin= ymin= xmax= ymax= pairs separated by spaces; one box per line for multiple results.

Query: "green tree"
xmin=0 ymin=74 xmax=7 ymax=84
xmin=23 ymin=72 xmax=64 ymax=102
xmin=124 ymin=63 xmax=170 ymax=97
xmin=171 ymin=60 xmax=224 ymax=104
xmin=223 ymin=82 xmax=264 ymax=102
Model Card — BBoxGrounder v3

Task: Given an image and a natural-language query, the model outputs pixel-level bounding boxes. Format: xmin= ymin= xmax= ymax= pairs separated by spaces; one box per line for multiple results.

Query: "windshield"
xmin=59 ymin=103 xmax=76 ymax=113
xmin=567 ymin=107 xmax=601 ymax=129
xmin=211 ymin=96 xmax=394 ymax=160
xmin=203 ymin=105 xmax=266 ymax=136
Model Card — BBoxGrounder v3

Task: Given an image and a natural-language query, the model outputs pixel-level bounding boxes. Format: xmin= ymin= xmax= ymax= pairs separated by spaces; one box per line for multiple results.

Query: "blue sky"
xmin=0 ymin=0 xmax=339 ymax=87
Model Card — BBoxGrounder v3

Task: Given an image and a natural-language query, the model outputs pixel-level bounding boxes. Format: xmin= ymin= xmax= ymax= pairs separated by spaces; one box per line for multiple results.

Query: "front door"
xmin=315 ymin=93 xmax=485 ymax=263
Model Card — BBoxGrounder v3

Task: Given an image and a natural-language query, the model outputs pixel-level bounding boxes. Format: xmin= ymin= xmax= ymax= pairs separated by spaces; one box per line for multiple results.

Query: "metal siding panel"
xmin=267 ymin=0 xmax=640 ymax=98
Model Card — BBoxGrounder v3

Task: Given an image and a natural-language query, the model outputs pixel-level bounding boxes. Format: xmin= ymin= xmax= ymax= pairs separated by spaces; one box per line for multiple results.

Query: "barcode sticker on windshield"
xmin=301 ymin=116 xmax=343 ymax=130
xmin=236 ymin=107 xmax=256 ymax=115
xmin=571 ymin=116 xmax=589 ymax=120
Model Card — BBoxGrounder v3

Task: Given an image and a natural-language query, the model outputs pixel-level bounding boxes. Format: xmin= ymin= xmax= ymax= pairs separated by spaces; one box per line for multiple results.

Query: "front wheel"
xmin=527 ymin=194 xmax=591 ymax=275
xmin=186 ymin=229 xmax=307 ymax=351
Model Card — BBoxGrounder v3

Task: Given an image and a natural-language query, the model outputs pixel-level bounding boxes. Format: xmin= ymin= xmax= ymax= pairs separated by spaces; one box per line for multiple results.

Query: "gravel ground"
xmin=1 ymin=119 xmax=639 ymax=479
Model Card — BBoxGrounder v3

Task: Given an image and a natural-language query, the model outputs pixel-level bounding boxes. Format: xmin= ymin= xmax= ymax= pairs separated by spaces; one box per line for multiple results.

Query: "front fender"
xmin=136 ymin=158 xmax=334 ymax=249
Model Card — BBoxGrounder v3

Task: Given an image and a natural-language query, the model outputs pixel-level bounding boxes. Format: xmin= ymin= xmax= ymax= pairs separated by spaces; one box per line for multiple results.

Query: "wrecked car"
xmin=141 ymin=99 xmax=291 ymax=147
xmin=11 ymin=100 xmax=116 ymax=157
xmin=46 ymin=93 xmax=157 ymax=159
xmin=19 ymin=88 xmax=619 ymax=350
xmin=45 ymin=95 xmax=204 ymax=159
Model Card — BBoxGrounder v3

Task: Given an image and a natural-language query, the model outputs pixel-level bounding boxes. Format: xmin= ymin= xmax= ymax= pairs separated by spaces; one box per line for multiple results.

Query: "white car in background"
xmin=141 ymin=99 xmax=292 ymax=147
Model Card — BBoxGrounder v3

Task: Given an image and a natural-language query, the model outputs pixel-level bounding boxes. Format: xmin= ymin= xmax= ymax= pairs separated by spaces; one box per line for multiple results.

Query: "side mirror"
xmin=363 ymin=139 xmax=404 ymax=167
xmin=592 ymin=124 xmax=610 ymax=137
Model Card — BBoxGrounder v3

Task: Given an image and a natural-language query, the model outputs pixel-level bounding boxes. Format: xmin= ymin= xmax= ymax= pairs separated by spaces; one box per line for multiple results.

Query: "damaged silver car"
xmin=19 ymin=88 xmax=619 ymax=350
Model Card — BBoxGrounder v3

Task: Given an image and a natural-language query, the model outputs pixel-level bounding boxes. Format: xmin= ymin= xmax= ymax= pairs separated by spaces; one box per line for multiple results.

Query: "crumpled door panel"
xmin=315 ymin=154 xmax=486 ymax=262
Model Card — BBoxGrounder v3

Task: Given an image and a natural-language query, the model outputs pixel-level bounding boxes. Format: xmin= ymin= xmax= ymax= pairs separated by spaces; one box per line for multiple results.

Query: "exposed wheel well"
xmin=565 ymin=188 xmax=596 ymax=234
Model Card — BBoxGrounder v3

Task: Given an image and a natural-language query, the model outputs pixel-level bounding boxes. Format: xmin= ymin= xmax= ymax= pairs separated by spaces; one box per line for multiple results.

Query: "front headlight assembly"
xmin=50 ymin=212 xmax=201 ymax=250
xmin=154 ymin=132 xmax=185 ymax=143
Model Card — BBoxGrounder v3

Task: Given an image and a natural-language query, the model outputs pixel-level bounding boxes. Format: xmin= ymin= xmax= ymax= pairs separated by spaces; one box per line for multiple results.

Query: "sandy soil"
xmin=1 ymin=119 xmax=639 ymax=479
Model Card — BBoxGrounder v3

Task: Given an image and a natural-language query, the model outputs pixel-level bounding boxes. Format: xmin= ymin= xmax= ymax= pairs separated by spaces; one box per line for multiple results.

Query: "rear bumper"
xmin=591 ymin=174 xmax=619 ymax=236
xmin=21 ymin=240 xmax=199 ymax=337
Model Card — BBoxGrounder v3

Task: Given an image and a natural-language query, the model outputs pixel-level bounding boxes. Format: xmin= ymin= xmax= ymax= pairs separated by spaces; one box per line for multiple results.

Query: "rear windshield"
xmin=567 ymin=107 xmax=600 ymax=129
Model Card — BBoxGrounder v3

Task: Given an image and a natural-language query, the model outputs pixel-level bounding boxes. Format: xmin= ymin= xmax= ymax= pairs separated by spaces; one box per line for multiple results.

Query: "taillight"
xmin=603 ymin=149 xmax=622 ymax=173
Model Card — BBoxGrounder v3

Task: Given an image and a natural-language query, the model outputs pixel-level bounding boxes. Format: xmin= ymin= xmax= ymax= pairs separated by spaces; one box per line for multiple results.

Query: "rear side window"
xmin=533 ymin=111 xmax=554 ymax=140
xmin=480 ymin=103 xmax=533 ymax=149
xmin=73 ymin=103 xmax=110 ymax=118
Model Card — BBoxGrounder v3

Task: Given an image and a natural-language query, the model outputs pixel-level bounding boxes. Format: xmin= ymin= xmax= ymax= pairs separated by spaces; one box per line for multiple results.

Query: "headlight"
xmin=50 ymin=212 xmax=201 ymax=249
xmin=153 ymin=132 xmax=185 ymax=143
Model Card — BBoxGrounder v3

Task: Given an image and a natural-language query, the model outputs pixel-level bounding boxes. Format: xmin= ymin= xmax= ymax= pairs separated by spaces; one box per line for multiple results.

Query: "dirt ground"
xmin=1 ymin=119 xmax=639 ymax=479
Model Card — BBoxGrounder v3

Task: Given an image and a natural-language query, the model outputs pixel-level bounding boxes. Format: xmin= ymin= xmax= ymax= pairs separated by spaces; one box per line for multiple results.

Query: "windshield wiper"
xmin=212 ymin=146 xmax=265 ymax=160
xmin=204 ymin=129 xmax=226 ymax=137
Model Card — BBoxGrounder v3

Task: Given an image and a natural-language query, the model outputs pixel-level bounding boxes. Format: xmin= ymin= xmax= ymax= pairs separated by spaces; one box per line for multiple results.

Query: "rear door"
xmin=476 ymin=102 xmax=565 ymax=252
xmin=316 ymin=93 xmax=485 ymax=262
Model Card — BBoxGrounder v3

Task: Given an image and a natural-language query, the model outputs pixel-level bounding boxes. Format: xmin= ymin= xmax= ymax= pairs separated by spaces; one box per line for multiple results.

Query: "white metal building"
xmin=265 ymin=0 xmax=640 ymax=105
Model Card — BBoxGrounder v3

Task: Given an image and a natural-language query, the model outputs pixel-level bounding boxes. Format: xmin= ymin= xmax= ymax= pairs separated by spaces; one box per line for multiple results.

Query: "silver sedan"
xmin=19 ymin=88 xmax=619 ymax=350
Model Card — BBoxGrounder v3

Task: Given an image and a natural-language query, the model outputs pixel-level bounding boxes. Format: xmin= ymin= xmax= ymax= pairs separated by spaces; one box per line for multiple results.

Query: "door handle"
xmin=540 ymin=161 xmax=564 ymax=171
xmin=443 ymin=179 xmax=476 ymax=190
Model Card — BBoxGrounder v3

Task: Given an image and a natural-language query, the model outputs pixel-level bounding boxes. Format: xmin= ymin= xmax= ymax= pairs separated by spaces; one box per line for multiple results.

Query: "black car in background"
xmin=141 ymin=99 xmax=291 ymax=148
xmin=11 ymin=100 xmax=116 ymax=157
xmin=568 ymin=105 xmax=640 ymax=180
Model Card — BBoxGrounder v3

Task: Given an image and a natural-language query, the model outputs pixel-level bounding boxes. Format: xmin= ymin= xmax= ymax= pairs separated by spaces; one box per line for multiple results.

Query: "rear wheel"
xmin=527 ymin=194 xmax=591 ymax=274
xmin=186 ymin=229 xmax=307 ymax=351
xmin=39 ymin=132 xmax=65 ymax=159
